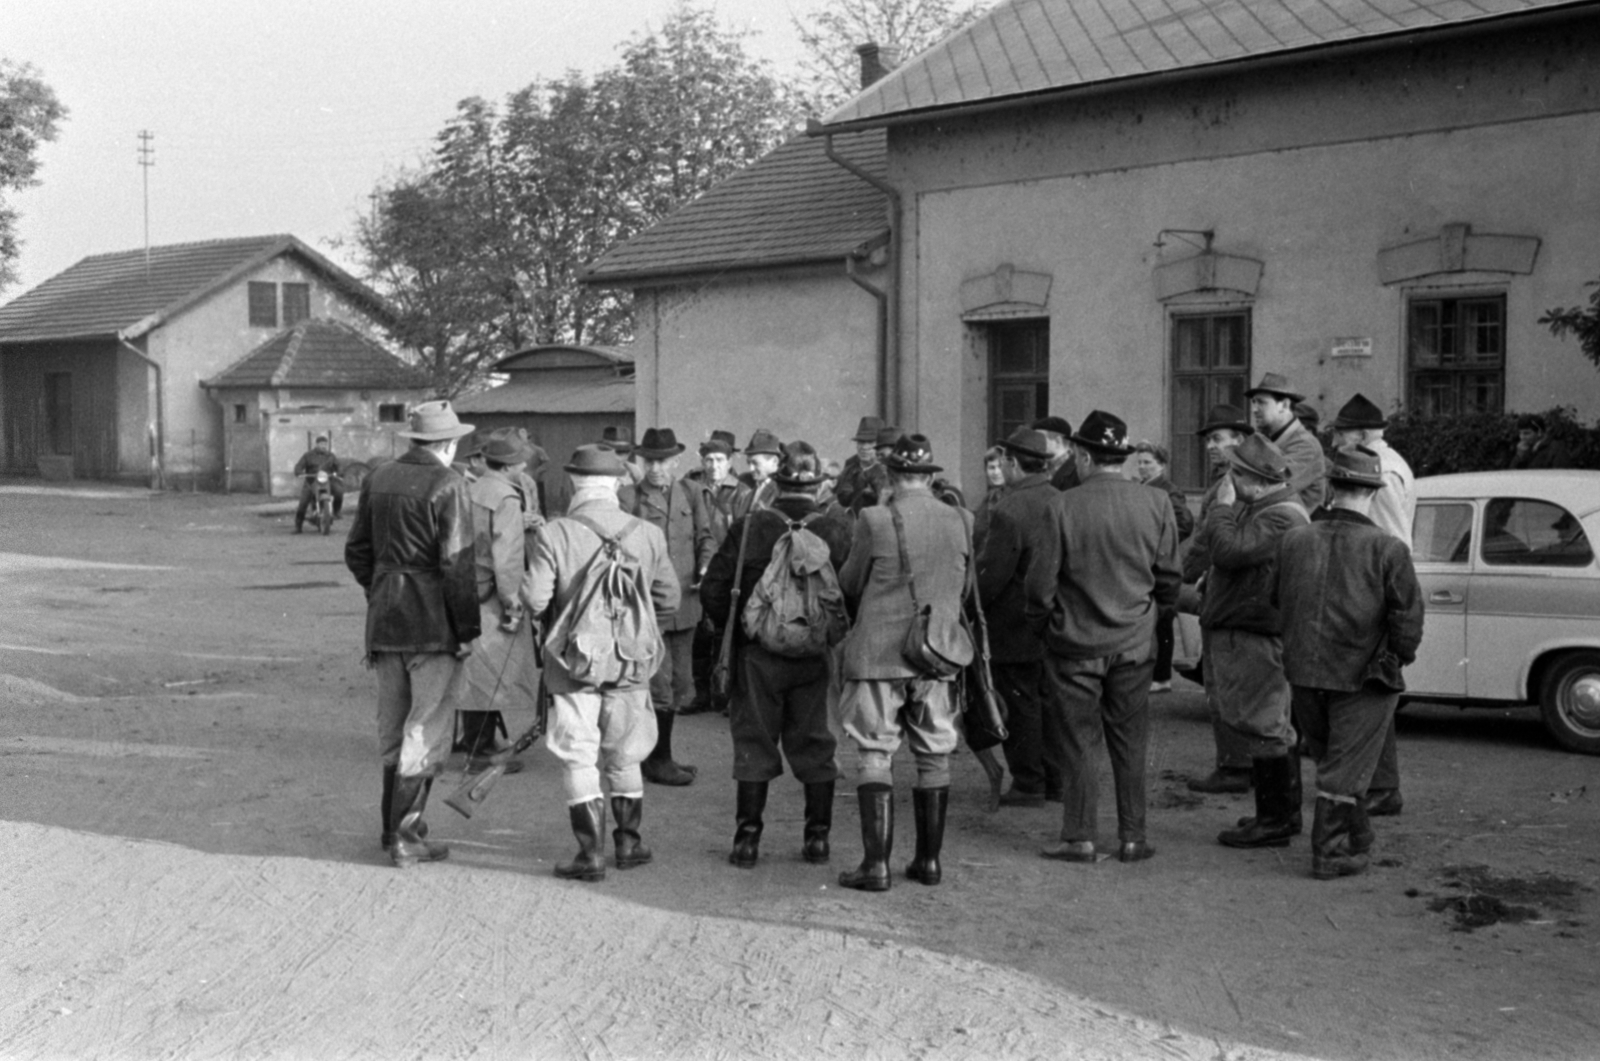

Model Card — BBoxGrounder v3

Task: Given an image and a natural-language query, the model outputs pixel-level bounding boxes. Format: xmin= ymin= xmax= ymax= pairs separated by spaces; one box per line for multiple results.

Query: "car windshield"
xmin=1481 ymin=497 xmax=1594 ymax=567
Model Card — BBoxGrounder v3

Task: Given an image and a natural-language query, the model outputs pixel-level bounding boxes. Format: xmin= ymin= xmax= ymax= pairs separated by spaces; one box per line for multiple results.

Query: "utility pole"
xmin=137 ymin=130 xmax=155 ymax=281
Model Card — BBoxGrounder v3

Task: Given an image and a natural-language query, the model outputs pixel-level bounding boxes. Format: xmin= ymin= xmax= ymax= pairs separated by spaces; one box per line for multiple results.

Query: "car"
xmin=1406 ymin=469 xmax=1600 ymax=754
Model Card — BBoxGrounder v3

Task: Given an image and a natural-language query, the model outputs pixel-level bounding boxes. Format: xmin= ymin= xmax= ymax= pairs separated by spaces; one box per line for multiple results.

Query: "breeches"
xmin=1207 ymin=628 xmax=1294 ymax=757
xmin=729 ymin=644 xmax=839 ymax=784
xmin=374 ymin=651 xmax=467 ymax=779
xmin=545 ymin=685 xmax=657 ymax=804
xmin=839 ymin=677 xmax=957 ymax=789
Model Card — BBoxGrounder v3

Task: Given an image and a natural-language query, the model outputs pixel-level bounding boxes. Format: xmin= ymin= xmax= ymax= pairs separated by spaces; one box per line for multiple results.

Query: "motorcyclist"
xmin=293 ymin=434 xmax=344 ymax=533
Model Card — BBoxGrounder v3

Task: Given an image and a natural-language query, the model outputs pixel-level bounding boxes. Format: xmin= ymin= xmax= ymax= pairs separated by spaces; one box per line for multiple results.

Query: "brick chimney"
xmin=855 ymin=42 xmax=901 ymax=89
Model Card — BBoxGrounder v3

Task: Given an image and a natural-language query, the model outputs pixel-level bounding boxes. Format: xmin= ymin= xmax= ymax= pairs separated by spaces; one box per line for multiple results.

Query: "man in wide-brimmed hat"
xmin=1190 ymin=433 xmax=1312 ymax=851
xmin=835 ymin=416 xmax=885 ymax=510
xmin=292 ymin=433 xmax=344 ymax=532
xmin=628 ymin=428 xmax=714 ymax=785
xmin=732 ymin=428 xmax=784 ymax=521
xmin=1035 ymin=411 xmax=1180 ymax=866
xmin=835 ymin=433 xmax=973 ymax=892
xmin=1274 ymin=446 xmax=1423 ymax=880
xmin=345 ymin=400 xmax=481 ymax=868
xmin=522 ymin=443 xmax=680 ymax=882
xmin=1246 ymin=373 xmax=1326 ymax=509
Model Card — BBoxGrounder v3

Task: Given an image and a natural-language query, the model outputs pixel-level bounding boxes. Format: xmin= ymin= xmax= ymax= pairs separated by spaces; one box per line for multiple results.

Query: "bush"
xmin=1384 ymin=407 xmax=1600 ymax=476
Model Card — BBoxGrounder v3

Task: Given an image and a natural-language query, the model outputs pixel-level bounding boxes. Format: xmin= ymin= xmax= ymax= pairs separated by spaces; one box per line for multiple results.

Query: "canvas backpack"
xmin=542 ymin=513 xmax=662 ymax=688
xmin=741 ymin=514 xmax=848 ymax=658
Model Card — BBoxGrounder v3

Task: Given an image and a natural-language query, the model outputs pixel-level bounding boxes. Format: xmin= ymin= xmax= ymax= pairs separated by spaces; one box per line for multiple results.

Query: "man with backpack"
xmin=701 ymin=442 xmax=853 ymax=869
xmin=834 ymin=434 xmax=974 ymax=892
xmin=522 ymin=444 xmax=680 ymax=882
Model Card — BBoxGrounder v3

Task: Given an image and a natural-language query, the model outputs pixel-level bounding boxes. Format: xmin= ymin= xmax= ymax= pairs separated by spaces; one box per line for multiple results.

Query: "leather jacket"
xmin=345 ymin=449 xmax=481 ymax=654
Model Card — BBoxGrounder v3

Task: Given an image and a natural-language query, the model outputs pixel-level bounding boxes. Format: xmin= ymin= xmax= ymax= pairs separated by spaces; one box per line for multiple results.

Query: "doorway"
xmin=986 ymin=320 xmax=1049 ymax=444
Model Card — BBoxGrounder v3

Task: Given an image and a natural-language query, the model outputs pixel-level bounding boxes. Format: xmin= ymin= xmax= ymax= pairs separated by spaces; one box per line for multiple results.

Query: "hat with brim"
xmin=1326 ymin=444 xmax=1386 ymax=489
xmin=1224 ymin=433 xmax=1290 ymax=483
xmin=635 ymin=427 xmax=686 ymax=460
xmin=853 ymin=416 xmax=886 ymax=443
xmin=699 ymin=429 xmax=739 ymax=456
xmin=745 ymin=429 xmax=783 ymax=457
xmin=564 ymin=443 xmax=629 ymax=478
xmin=1196 ymin=405 xmax=1254 ymax=437
xmin=1332 ymin=393 xmax=1386 ymax=431
xmin=398 ymin=400 xmax=475 ymax=441
xmin=1031 ymin=415 xmax=1074 ymax=439
xmin=774 ymin=441 xmax=826 ymax=489
xmin=874 ymin=426 xmax=904 ymax=449
xmin=456 ymin=431 xmax=485 ymax=459
xmin=482 ymin=428 xmax=535 ymax=465
xmin=599 ymin=426 xmax=633 ymax=456
xmin=1068 ymin=410 xmax=1133 ymax=456
xmin=1000 ymin=427 xmax=1052 ymax=461
xmin=884 ymin=433 xmax=942 ymax=474
xmin=1244 ymin=372 xmax=1306 ymax=403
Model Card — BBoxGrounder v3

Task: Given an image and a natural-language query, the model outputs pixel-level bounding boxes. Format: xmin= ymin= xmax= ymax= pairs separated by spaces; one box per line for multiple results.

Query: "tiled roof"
xmin=0 ymin=235 xmax=391 ymax=344
xmin=582 ymin=130 xmax=888 ymax=284
xmin=202 ymin=319 xmax=429 ymax=390
xmin=819 ymin=0 xmax=1588 ymax=128
xmin=454 ymin=376 xmax=635 ymax=416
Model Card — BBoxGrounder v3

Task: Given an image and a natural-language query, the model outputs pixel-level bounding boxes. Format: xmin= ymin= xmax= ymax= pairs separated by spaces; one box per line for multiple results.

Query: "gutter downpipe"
xmin=844 ymin=256 xmax=888 ymax=421
xmin=817 ymin=124 xmax=903 ymax=427
xmin=118 ymin=336 xmax=165 ymax=490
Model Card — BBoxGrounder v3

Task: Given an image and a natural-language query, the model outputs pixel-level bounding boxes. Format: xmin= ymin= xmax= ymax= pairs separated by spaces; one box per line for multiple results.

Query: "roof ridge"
xmin=269 ymin=322 xmax=308 ymax=387
xmin=76 ymin=234 xmax=293 ymax=264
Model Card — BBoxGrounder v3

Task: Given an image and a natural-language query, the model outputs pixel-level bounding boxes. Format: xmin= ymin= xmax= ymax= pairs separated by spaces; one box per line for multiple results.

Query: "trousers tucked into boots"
xmin=1219 ymin=755 xmax=1298 ymax=848
xmin=1311 ymin=796 xmax=1371 ymax=880
xmin=802 ymin=781 xmax=833 ymax=864
xmin=611 ymin=795 xmax=652 ymax=869
xmin=389 ymin=773 xmax=448 ymax=868
xmin=839 ymin=784 xmax=893 ymax=892
xmin=556 ymin=798 xmax=607 ymax=881
xmin=906 ymin=786 xmax=949 ymax=885
xmin=730 ymin=781 xmax=767 ymax=868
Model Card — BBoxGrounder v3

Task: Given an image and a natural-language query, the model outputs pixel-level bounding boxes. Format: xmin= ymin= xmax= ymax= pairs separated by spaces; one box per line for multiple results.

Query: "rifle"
xmin=445 ymin=621 xmax=549 ymax=818
xmin=710 ymin=512 xmax=754 ymax=698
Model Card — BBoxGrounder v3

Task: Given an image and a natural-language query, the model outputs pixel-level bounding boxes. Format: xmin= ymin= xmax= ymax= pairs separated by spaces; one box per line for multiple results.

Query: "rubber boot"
xmin=1310 ymin=796 xmax=1369 ymax=880
xmin=390 ymin=773 xmax=448 ymax=868
xmin=1349 ymin=799 xmax=1375 ymax=857
xmin=611 ymin=796 xmax=653 ymax=869
xmin=641 ymin=710 xmax=696 ymax=786
xmin=838 ymin=784 xmax=893 ymax=892
xmin=1218 ymin=756 xmax=1296 ymax=848
xmin=802 ymin=781 xmax=834 ymax=864
xmin=1235 ymin=753 xmax=1303 ymax=835
xmin=906 ymin=787 xmax=949 ymax=886
xmin=380 ymin=764 xmax=396 ymax=850
xmin=727 ymin=781 xmax=767 ymax=868
xmin=555 ymin=799 xmax=607 ymax=881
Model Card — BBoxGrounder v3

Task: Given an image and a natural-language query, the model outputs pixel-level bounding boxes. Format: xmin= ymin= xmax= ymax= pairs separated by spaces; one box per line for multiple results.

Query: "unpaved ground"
xmin=1 ymin=482 xmax=1598 ymax=1060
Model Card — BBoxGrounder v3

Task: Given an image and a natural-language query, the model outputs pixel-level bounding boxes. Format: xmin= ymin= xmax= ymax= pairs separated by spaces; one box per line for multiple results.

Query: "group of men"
xmin=344 ymin=367 xmax=1425 ymax=886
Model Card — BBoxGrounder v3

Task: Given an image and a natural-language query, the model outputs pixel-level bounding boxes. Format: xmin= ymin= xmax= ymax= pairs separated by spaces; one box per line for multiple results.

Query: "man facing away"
xmin=521 ymin=444 xmax=680 ymax=882
xmin=344 ymin=401 xmax=480 ymax=868
xmin=1031 ymin=411 xmax=1180 ymax=865
xmin=1246 ymin=373 xmax=1326 ymax=510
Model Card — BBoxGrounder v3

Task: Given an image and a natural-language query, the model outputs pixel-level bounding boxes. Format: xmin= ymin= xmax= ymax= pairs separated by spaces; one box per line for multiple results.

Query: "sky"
xmin=0 ymin=0 xmax=821 ymax=301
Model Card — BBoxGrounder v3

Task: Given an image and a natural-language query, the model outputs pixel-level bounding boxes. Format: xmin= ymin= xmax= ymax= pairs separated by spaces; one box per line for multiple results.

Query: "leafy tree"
xmin=792 ymin=0 xmax=989 ymax=115
xmin=1539 ymin=278 xmax=1600 ymax=371
xmin=0 ymin=60 xmax=67 ymax=294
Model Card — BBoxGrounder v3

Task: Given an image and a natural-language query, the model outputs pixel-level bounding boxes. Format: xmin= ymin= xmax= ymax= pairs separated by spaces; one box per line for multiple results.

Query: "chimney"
xmin=855 ymin=42 xmax=901 ymax=89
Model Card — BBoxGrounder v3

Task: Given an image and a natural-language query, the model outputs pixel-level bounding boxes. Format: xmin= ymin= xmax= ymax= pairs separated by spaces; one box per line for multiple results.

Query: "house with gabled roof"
xmin=202 ymin=319 xmax=431 ymax=495
xmin=0 ymin=234 xmax=402 ymax=486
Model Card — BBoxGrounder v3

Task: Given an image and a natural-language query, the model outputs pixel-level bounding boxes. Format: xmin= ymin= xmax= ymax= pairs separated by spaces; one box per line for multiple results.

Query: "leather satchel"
xmin=890 ymin=502 xmax=974 ymax=680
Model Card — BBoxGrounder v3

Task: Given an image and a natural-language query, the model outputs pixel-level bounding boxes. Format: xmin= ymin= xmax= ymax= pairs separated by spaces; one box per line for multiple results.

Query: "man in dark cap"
xmin=1274 ymin=446 xmax=1423 ymax=879
xmin=835 ymin=434 xmax=973 ymax=891
xmin=1194 ymin=434 xmax=1311 ymax=850
xmin=293 ymin=433 xmax=344 ymax=532
xmin=1246 ymin=373 xmax=1326 ymax=509
xmin=1030 ymin=415 xmax=1080 ymax=492
xmin=834 ymin=416 xmax=885 ymax=510
xmin=1032 ymin=411 xmax=1180 ymax=864
xmin=345 ymin=400 xmax=480 ymax=868
xmin=733 ymin=429 xmax=783 ymax=521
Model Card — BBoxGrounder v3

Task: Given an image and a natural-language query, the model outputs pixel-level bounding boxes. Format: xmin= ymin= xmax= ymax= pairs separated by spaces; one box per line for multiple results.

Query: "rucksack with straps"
xmin=542 ymin=513 xmax=662 ymax=687
xmin=741 ymin=514 xmax=848 ymax=659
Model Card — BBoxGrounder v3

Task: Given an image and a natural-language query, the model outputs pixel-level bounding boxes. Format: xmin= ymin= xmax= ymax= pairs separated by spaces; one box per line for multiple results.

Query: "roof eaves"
xmin=579 ymin=245 xmax=887 ymax=289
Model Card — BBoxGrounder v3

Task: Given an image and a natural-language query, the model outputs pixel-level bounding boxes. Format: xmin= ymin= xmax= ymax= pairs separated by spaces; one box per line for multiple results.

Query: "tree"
xmin=0 ymin=60 xmax=67 ymax=294
xmin=349 ymin=2 xmax=801 ymax=396
xmin=792 ymin=0 xmax=990 ymax=115
xmin=1540 ymin=278 xmax=1600 ymax=371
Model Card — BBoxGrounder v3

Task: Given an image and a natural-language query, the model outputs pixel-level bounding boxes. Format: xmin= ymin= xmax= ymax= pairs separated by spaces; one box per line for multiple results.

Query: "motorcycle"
xmin=302 ymin=470 xmax=341 ymax=535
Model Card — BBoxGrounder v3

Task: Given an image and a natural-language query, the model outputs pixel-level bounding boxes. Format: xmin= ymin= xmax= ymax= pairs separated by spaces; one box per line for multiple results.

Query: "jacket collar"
xmin=1010 ymin=471 xmax=1053 ymax=491
xmin=1313 ymin=506 xmax=1376 ymax=528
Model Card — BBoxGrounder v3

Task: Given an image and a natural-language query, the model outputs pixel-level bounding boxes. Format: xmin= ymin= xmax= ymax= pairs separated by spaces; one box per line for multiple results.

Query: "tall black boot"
xmin=389 ymin=773 xmax=448 ymax=868
xmin=555 ymin=799 xmax=607 ymax=881
xmin=611 ymin=795 xmax=653 ymax=869
xmin=802 ymin=781 xmax=834 ymax=864
xmin=838 ymin=784 xmax=893 ymax=892
xmin=1234 ymin=753 xmax=1304 ymax=835
xmin=729 ymin=781 xmax=767 ymax=868
xmin=380 ymin=764 xmax=396 ymax=850
xmin=1349 ymin=798 xmax=1375 ymax=857
xmin=1219 ymin=756 xmax=1296 ymax=848
xmin=642 ymin=710 xmax=696 ymax=786
xmin=1311 ymin=796 xmax=1369 ymax=880
xmin=906 ymin=787 xmax=949 ymax=885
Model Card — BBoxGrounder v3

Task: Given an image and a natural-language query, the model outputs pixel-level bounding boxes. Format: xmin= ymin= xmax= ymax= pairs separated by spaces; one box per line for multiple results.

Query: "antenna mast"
xmin=137 ymin=130 xmax=155 ymax=280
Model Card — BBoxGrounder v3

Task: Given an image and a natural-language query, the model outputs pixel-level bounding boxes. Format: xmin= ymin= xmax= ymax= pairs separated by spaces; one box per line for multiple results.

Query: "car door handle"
xmin=1429 ymin=590 xmax=1463 ymax=605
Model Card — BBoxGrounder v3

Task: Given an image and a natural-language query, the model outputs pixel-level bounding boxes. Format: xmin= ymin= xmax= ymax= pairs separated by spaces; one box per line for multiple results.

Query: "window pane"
xmin=1172 ymin=378 xmax=1209 ymax=489
xmin=1408 ymin=296 xmax=1504 ymax=416
xmin=1173 ymin=318 xmax=1206 ymax=371
xmin=1214 ymin=315 xmax=1247 ymax=368
xmin=282 ymin=283 xmax=311 ymax=325
xmin=1170 ymin=311 xmax=1250 ymax=489
xmin=1483 ymin=498 xmax=1594 ymax=566
xmin=1408 ymin=302 xmax=1441 ymax=367
xmin=1462 ymin=299 xmax=1503 ymax=365
xmin=1412 ymin=502 xmax=1473 ymax=563
xmin=248 ymin=282 xmax=278 ymax=328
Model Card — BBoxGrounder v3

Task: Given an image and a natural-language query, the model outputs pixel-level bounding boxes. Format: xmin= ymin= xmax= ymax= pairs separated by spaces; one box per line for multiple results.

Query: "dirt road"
xmin=1 ymin=484 xmax=1596 ymax=1060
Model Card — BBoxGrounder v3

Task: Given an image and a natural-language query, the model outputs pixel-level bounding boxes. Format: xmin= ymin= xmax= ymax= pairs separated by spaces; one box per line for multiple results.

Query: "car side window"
xmin=1480 ymin=497 xmax=1594 ymax=567
xmin=1413 ymin=501 xmax=1473 ymax=563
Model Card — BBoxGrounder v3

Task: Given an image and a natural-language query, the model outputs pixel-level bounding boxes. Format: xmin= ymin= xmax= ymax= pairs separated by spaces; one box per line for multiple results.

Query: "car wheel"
xmin=1539 ymin=651 xmax=1600 ymax=755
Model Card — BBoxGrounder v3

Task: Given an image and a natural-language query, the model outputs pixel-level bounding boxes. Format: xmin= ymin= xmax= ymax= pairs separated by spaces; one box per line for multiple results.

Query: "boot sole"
xmin=838 ymin=874 xmax=890 ymax=892
xmin=1218 ymin=835 xmax=1294 ymax=849
xmin=555 ymin=868 xmax=607 ymax=881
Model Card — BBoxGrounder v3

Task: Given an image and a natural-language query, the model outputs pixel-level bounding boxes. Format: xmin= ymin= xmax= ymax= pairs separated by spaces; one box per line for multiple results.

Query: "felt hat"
xmin=1224 ymin=433 xmax=1291 ymax=483
xmin=884 ymin=433 xmax=942 ymax=474
xmin=1326 ymin=444 xmax=1386 ymax=488
xmin=1000 ymin=427 xmax=1052 ymax=461
xmin=398 ymin=400 xmax=475 ymax=441
xmin=1069 ymin=410 xmax=1133 ymax=455
xmin=482 ymin=427 xmax=535 ymax=465
xmin=598 ymin=425 xmax=633 ymax=456
xmin=1294 ymin=401 xmax=1322 ymax=430
xmin=1030 ymin=415 xmax=1074 ymax=439
xmin=564 ymin=443 xmax=629 ymax=478
xmin=773 ymin=441 xmax=827 ymax=489
xmin=1332 ymin=393 xmax=1386 ymax=430
xmin=699 ymin=430 xmax=739 ymax=457
xmin=1196 ymin=405 xmax=1254 ymax=437
xmin=852 ymin=416 xmax=886 ymax=443
xmin=1244 ymin=372 xmax=1306 ymax=403
xmin=874 ymin=426 xmax=905 ymax=449
xmin=635 ymin=428 xmax=686 ymax=460
xmin=456 ymin=431 xmax=485 ymax=459
xmin=745 ymin=429 xmax=784 ymax=457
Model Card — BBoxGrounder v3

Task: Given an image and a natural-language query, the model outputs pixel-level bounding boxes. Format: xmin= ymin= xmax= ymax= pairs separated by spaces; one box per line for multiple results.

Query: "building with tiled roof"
xmin=0 ymin=235 xmax=401 ymax=487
